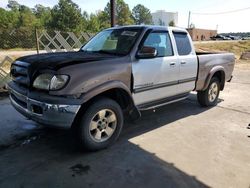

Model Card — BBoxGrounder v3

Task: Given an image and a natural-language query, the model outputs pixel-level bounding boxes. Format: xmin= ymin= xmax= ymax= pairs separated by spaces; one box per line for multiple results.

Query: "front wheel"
xmin=76 ymin=98 xmax=124 ymax=151
xmin=197 ymin=77 xmax=220 ymax=107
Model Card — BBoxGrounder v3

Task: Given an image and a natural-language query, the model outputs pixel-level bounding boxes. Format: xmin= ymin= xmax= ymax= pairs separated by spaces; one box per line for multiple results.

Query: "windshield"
xmin=81 ymin=28 xmax=142 ymax=56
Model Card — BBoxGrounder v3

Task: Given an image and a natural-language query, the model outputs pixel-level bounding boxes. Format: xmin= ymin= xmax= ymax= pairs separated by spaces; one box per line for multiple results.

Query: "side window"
xmin=173 ymin=32 xmax=192 ymax=55
xmin=143 ymin=32 xmax=173 ymax=57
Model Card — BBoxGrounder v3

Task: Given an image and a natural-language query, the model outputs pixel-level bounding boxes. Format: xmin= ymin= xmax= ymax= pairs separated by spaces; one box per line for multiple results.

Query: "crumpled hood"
xmin=17 ymin=51 xmax=116 ymax=70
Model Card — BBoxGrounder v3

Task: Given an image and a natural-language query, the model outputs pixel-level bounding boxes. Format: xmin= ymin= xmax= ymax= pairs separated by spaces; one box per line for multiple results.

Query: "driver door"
xmin=132 ymin=31 xmax=180 ymax=105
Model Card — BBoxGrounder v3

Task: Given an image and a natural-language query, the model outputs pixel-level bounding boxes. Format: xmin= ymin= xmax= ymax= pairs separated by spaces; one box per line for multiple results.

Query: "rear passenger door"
xmin=132 ymin=31 xmax=179 ymax=105
xmin=173 ymin=31 xmax=198 ymax=93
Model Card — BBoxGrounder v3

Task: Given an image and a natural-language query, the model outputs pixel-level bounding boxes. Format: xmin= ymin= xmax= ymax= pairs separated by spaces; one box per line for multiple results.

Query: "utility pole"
xmin=110 ymin=0 xmax=115 ymax=27
xmin=187 ymin=11 xmax=191 ymax=28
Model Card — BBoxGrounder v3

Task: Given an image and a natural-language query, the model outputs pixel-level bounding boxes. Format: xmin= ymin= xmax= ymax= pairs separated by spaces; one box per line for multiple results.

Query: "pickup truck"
xmin=8 ymin=26 xmax=235 ymax=151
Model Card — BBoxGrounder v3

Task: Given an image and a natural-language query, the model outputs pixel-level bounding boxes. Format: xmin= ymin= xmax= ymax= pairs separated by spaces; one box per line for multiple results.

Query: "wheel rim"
xmin=89 ymin=109 xmax=117 ymax=142
xmin=208 ymin=82 xmax=218 ymax=102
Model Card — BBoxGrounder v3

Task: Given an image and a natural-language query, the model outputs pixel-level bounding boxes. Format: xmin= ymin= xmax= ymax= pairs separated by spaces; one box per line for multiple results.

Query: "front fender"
xmin=80 ymin=80 xmax=132 ymax=103
xmin=79 ymin=80 xmax=141 ymax=120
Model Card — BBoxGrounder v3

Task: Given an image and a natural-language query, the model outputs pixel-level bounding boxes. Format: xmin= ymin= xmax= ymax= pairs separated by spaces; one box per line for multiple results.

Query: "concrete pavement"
xmin=0 ymin=61 xmax=249 ymax=188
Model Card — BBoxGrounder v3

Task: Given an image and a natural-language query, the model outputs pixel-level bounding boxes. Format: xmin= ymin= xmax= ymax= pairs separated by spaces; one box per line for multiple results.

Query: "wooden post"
xmin=110 ymin=0 xmax=115 ymax=27
xmin=35 ymin=28 xmax=39 ymax=54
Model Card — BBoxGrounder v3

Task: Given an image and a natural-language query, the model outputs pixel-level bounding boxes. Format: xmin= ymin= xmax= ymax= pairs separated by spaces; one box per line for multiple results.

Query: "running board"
xmin=138 ymin=93 xmax=189 ymax=111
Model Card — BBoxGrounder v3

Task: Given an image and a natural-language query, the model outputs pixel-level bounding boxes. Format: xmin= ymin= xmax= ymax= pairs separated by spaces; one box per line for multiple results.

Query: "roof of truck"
xmin=106 ymin=25 xmax=187 ymax=32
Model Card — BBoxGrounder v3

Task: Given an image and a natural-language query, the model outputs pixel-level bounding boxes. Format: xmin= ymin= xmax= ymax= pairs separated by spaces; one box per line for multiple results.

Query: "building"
xmin=187 ymin=28 xmax=217 ymax=41
xmin=152 ymin=10 xmax=178 ymax=26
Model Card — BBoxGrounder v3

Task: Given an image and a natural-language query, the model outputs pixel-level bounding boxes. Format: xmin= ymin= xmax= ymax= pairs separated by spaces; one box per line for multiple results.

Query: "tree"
xmin=85 ymin=13 xmax=100 ymax=32
xmin=168 ymin=20 xmax=175 ymax=26
xmin=132 ymin=4 xmax=152 ymax=25
xmin=33 ymin=4 xmax=51 ymax=28
xmin=0 ymin=8 xmax=19 ymax=29
xmin=18 ymin=5 xmax=38 ymax=28
xmin=49 ymin=0 xmax=83 ymax=32
xmin=96 ymin=11 xmax=110 ymax=30
xmin=104 ymin=0 xmax=134 ymax=26
xmin=7 ymin=0 xmax=20 ymax=11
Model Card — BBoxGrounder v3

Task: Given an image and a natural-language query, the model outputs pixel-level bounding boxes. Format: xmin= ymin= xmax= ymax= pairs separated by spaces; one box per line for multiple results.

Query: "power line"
xmin=192 ymin=6 xmax=250 ymax=15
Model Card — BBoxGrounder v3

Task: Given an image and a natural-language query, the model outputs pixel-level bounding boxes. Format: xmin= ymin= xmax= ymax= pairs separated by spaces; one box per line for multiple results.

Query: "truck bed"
xmin=195 ymin=52 xmax=235 ymax=91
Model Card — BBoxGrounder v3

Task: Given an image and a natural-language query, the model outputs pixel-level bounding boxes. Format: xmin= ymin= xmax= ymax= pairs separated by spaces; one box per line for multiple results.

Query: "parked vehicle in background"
xmin=8 ymin=26 xmax=235 ymax=151
xmin=226 ymin=35 xmax=241 ymax=40
xmin=211 ymin=34 xmax=231 ymax=40
xmin=242 ymin=36 xmax=250 ymax=40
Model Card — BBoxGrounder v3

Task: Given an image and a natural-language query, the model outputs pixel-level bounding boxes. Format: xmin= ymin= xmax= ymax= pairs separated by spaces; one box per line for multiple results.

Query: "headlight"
xmin=50 ymin=75 xmax=69 ymax=90
xmin=33 ymin=74 xmax=69 ymax=90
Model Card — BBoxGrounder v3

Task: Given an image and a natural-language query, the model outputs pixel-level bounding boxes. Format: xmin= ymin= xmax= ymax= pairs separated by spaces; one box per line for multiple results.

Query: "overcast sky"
xmin=0 ymin=0 xmax=249 ymax=33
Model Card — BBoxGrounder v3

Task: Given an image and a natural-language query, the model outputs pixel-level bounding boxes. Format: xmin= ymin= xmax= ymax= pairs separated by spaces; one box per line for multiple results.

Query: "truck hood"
xmin=17 ymin=51 xmax=117 ymax=70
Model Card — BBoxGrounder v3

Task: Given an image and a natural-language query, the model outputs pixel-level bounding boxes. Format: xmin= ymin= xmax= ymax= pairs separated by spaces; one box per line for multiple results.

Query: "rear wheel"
xmin=76 ymin=97 xmax=123 ymax=151
xmin=197 ymin=77 xmax=220 ymax=107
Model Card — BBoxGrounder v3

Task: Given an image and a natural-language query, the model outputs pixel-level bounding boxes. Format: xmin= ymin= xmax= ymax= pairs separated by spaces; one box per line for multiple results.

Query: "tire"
xmin=75 ymin=97 xmax=123 ymax=151
xmin=197 ymin=77 xmax=220 ymax=107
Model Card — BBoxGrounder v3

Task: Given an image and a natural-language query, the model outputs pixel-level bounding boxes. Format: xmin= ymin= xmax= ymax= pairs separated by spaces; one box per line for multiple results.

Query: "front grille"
xmin=10 ymin=61 xmax=30 ymax=87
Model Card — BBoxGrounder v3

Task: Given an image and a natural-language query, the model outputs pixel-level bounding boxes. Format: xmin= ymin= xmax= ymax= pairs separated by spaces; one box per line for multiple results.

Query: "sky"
xmin=0 ymin=0 xmax=249 ymax=33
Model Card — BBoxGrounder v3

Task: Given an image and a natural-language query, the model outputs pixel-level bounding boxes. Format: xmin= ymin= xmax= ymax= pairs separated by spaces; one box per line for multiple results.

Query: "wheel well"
xmin=71 ymin=88 xmax=134 ymax=129
xmin=212 ymin=71 xmax=225 ymax=90
xmin=90 ymin=88 xmax=133 ymax=110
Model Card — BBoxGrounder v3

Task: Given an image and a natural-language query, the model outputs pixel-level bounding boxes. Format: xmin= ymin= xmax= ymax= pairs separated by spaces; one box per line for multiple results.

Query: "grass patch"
xmin=194 ymin=40 xmax=250 ymax=58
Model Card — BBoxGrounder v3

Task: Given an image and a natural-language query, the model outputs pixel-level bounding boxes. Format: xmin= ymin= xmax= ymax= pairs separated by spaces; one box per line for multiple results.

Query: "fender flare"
xmin=203 ymin=66 xmax=225 ymax=91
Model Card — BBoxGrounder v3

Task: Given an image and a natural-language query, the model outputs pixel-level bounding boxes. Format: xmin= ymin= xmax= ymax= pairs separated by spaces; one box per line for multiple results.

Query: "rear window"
xmin=173 ymin=32 xmax=192 ymax=55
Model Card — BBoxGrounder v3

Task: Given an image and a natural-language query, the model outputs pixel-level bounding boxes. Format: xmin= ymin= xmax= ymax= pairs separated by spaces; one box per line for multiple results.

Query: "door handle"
xmin=170 ymin=62 xmax=176 ymax=67
xmin=181 ymin=61 xmax=186 ymax=65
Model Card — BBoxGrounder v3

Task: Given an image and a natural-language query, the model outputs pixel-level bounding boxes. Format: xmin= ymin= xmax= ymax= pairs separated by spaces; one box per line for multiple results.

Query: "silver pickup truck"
xmin=8 ymin=26 xmax=235 ymax=151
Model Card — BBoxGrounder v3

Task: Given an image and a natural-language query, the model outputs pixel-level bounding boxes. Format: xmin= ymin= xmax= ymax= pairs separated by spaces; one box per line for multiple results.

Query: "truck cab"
xmin=131 ymin=27 xmax=198 ymax=108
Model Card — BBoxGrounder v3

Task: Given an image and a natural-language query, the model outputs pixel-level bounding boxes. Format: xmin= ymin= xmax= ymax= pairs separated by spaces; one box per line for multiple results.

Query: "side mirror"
xmin=137 ymin=46 xmax=157 ymax=59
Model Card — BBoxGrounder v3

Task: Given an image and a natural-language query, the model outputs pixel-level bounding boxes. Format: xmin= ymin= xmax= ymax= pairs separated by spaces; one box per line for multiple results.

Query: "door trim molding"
xmin=134 ymin=77 xmax=196 ymax=94
xmin=178 ymin=77 xmax=196 ymax=84
xmin=134 ymin=80 xmax=178 ymax=93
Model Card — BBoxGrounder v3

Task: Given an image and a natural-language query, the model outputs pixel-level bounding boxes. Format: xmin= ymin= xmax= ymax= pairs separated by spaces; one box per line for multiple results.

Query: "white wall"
xmin=152 ymin=10 xmax=178 ymax=26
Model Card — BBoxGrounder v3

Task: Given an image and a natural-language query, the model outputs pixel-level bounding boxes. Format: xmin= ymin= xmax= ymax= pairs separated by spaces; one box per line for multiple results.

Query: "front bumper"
xmin=8 ymin=84 xmax=81 ymax=129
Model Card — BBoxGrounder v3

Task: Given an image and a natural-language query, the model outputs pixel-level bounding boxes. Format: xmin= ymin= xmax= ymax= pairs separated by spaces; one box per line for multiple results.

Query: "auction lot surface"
xmin=0 ymin=62 xmax=250 ymax=188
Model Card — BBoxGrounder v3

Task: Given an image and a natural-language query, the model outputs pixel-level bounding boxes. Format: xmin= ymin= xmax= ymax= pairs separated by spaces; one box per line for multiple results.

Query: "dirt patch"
xmin=240 ymin=52 xmax=250 ymax=60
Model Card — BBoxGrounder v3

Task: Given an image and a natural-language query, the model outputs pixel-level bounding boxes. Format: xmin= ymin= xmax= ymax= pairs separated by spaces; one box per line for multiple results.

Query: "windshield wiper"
xmin=93 ymin=50 xmax=118 ymax=55
xmin=80 ymin=49 xmax=124 ymax=56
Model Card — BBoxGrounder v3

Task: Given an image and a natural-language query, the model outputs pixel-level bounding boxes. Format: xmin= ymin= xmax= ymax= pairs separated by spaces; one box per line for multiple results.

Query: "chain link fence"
xmin=0 ymin=28 xmax=37 ymax=91
xmin=0 ymin=28 xmax=37 ymax=50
